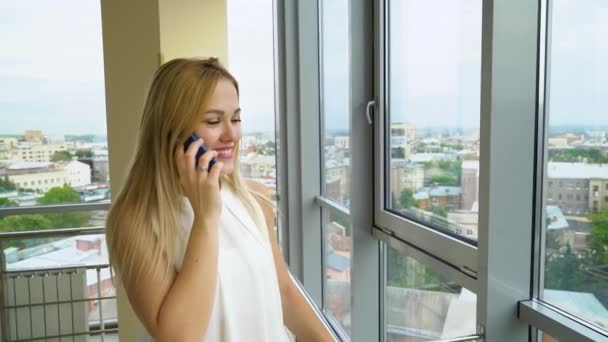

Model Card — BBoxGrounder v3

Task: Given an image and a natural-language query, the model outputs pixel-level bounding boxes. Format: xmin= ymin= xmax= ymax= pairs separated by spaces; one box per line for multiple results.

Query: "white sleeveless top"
xmin=139 ymin=185 xmax=293 ymax=341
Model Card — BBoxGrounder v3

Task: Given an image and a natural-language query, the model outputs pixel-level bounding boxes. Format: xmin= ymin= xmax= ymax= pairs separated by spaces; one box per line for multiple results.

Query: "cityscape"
xmin=1 ymin=123 xmax=607 ymax=339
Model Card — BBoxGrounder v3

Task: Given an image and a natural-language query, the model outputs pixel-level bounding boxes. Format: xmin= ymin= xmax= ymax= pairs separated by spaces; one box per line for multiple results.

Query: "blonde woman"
xmin=106 ymin=58 xmax=334 ymax=342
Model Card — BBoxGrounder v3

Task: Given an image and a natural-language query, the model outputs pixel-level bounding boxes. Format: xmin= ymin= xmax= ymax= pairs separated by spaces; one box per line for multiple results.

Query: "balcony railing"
xmin=0 ymin=213 xmax=117 ymax=341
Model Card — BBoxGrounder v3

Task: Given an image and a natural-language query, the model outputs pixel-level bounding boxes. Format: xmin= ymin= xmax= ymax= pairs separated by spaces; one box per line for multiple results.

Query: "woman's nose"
xmin=220 ymin=122 xmax=238 ymax=141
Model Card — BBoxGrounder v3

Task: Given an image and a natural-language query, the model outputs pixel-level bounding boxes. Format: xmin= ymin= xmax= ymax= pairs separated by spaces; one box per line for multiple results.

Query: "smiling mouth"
xmin=214 ymin=147 xmax=234 ymax=159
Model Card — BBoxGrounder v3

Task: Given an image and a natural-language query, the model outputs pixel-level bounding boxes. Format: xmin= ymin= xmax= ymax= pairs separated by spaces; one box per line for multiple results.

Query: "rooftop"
xmin=547 ymin=162 xmax=608 ymax=179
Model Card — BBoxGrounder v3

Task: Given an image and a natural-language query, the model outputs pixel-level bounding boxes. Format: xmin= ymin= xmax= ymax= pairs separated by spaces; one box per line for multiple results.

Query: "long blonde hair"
xmin=105 ymin=58 xmax=271 ymax=285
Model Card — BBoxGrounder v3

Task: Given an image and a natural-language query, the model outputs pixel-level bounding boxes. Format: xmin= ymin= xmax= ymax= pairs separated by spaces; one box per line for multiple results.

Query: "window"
xmin=320 ymin=0 xmax=351 ymax=207
xmin=385 ymin=246 xmax=477 ymax=341
xmin=384 ymin=0 xmax=482 ymax=244
xmin=323 ymin=209 xmax=351 ymax=335
xmin=227 ymin=0 xmax=279 ymax=237
xmin=0 ymin=0 xmax=114 ymax=335
xmin=319 ymin=0 xmax=352 ymax=336
xmin=540 ymin=0 xmax=608 ymax=334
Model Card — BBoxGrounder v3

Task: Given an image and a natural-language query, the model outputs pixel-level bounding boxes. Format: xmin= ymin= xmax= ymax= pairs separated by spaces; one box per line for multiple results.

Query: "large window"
xmin=540 ymin=0 xmax=608 ymax=333
xmin=0 ymin=1 xmax=115 ymax=339
xmin=319 ymin=0 xmax=353 ymax=337
xmin=0 ymin=0 xmax=109 ymax=257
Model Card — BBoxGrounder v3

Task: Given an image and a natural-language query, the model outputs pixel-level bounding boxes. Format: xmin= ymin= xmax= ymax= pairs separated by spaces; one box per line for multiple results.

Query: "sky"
xmin=0 ymin=0 xmax=606 ymax=136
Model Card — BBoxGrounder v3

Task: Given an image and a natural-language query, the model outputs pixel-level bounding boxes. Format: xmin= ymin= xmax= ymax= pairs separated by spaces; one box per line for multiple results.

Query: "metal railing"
xmin=0 ymin=226 xmax=117 ymax=341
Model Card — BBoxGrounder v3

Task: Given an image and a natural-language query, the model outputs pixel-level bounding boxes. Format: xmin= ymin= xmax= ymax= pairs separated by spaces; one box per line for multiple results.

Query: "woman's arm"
xmin=122 ymin=216 xmax=220 ymax=342
xmin=248 ymin=181 xmax=335 ymax=342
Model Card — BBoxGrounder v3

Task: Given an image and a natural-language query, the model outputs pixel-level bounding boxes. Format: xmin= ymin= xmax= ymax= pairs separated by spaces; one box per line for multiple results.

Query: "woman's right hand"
xmin=176 ymin=137 xmax=224 ymax=223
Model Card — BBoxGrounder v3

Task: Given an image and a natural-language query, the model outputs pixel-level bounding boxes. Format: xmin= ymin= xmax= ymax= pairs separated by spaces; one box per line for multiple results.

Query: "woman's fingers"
xmin=184 ymin=138 xmax=206 ymax=171
xmin=197 ymin=150 xmax=219 ymax=173
xmin=207 ymin=161 xmax=224 ymax=181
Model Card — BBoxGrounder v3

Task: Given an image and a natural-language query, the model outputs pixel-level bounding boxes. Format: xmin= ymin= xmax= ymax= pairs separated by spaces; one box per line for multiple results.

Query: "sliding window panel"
xmin=537 ymin=0 xmax=608 ymax=336
xmin=374 ymin=0 xmax=481 ymax=275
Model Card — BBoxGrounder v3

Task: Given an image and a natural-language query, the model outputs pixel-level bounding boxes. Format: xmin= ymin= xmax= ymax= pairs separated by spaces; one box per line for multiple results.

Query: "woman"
xmin=106 ymin=58 xmax=334 ymax=341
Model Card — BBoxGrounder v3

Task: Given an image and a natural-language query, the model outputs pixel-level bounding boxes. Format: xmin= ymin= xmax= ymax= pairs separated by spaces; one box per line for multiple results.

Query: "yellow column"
xmin=159 ymin=0 xmax=228 ymax=63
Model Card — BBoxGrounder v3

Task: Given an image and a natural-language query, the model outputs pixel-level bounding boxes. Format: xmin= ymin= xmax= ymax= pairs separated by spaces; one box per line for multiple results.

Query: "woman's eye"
xmin=232 ymin=118 xmax=242 ymax=123
xmin=206 ymin=121 xmax=220 ymax=125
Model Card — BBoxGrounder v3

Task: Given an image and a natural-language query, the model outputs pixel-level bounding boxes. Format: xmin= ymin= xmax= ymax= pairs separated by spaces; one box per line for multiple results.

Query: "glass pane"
xmin=320 ymin=0 xmax=351 ymax=207
xmin=323 ymin=209 xmax=352 ymax=336
xmin=0 ymin=1 xmax=109 ymax=210
xmin=541 ymin=0 xmax=608 ymax=332
xmin=385 ymin=245 xmax=477 ymax=341
xmin=227 ymin=0 xmax=280 ymax=238
xmin=386 ymin=0 xmax=482 ymax=243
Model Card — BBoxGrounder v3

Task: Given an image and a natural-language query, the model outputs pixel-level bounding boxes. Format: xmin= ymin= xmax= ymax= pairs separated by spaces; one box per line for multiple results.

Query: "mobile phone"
xmin=183 ymin=133 xmax=217 ymax=170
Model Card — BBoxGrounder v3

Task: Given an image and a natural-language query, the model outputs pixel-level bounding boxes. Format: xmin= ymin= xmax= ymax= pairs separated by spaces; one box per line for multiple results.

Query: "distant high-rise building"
xmin=390 ymin=123 xmax=416 ymax=159
xmin=23 ymin=129 xmax=44 ymax=143
xmin=546 ymin=162 xmax=608 ymax=216
xmin=13 ymin=143 xmax=67 ymax=163
xmin=461 ymin=160 xmax=479 ymax=212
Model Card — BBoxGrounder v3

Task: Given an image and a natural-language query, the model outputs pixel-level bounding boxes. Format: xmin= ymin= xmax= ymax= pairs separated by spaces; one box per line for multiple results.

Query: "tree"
xmin=75 ymin=150 xmax=93 ymax=158
xmin=0 ymin=198 xmax=18 ymax=207
xmin=428 ymin=175 xmax=458 ymax=186
xmin=38 ymin=185 xmax=81 ymax=204
xmin=549 ymin=148 xmax=608 ymax=163
xmin=0 ymin=175 xmax=17 ymax=190
xmin=400 ymin=188 xmax=418 ymax=209
xmin=51 ymin=150 xmax=73 ymax=162
xmin=430 ymin=206 xmax=448 ymax=226
xmin=37 ymin=185 xmax=90 ymax=229
xmin=545 ymin=244 xmax=587 ymax=291
xmin=391 ymin=147 xmax=405 ymax=159
xmin=589 ymin=208 xmax=608 ymax=266
xmin=0 ymin=214 xmax=52 ymax=249
xmin=391 ymin=192 xmax=402 ymax=209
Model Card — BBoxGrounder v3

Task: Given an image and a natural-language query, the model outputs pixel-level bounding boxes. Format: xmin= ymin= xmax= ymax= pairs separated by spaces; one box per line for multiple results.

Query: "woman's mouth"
xmin=214 ymin=147 xmax=234 ymax=160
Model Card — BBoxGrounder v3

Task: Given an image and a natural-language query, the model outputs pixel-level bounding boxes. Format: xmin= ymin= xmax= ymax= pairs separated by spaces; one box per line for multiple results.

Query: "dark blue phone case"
xmin=184 ymin=134 xmax=217 ymax=170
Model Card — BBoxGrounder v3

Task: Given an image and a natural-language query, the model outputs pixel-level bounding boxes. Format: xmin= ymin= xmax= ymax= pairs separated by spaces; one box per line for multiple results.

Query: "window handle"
xmin=366 ymin=100 xmax=375 ymax=125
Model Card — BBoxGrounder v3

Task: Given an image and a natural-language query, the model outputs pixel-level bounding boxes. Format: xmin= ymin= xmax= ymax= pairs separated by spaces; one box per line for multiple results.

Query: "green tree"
xmin=431 ymin=206 xmax=447 ymax=218
xmin=391 ymin=147 xmax=405 ymax=159
xmin=400 ymin=188 xmax=418 ymax=209
xmin=391 ymin=192 xmax=402 ymax=209
xmin=0 ymin=176 xmax=17 ymax=190
xmin=589 ymin=208 xmax=608 ymax=266
xmin=428 ymin=175 xmax=458 ymax=186
xmin=0 ymin=214 xmax=52 ymax=248
xmin=0 ymin=186 xmax=92 ymax=251
xmin=75 ymin=150 xmax=93 ymax=158
xmin=37 ymin=185 xmax=90 ymax=229
xmin=51 ymin=150 xmax=73 ymax=162
xmin=549 ymin=148 xmax=608 ymax=163
xmin=545 ymin=244 xmax=586 ymax=291
xmin=38 ymin=185 xmax=81 ymax=204
xmin=430 ymin=206 xmax=448 ymax=226
xmin=0 ymin=198 xmax=18 ymax=207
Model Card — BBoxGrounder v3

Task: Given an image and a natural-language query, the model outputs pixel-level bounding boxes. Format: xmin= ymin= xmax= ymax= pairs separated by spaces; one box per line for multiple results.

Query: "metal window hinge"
xmin=366 ymin=100 xmax=375 ymax=125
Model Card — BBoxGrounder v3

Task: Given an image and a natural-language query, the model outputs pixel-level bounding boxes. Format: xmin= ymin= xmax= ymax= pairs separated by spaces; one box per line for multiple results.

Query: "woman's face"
xmin=193 ymin=78 xmax=241 ymax=176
